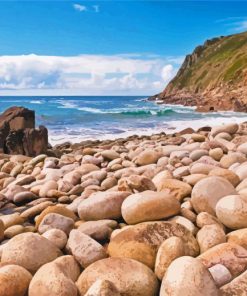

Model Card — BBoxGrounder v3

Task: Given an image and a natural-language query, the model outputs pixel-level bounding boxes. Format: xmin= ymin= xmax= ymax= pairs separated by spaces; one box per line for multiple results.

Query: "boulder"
xmin=108 ymin=221 xmax=199 ymax=269
xmin=0 ymin=264 xmax=32 ymax=296
xmin=198 ymin=242 xmax=247 ymax=277
xmin=29 ymin=255 xmax=80 ymax=296
xmin=160 ymin=256 xmax=219 ymax=296
xmin=76 ymin=257 xmax=159 ymax=296
xmin=191 ymin=176 xmax=236 ymax=215
xmin=121 ymin=190 xmax=180 ymax=224
xmin=216 ymin=195 xmax=247 ymax=229
xmin=66 ymin=230 xmax=107 ymax=268
xmin=78 ymin=191 xmax=129 ymax=221
xmin=1 ymin=232 xmax=62 ymax=273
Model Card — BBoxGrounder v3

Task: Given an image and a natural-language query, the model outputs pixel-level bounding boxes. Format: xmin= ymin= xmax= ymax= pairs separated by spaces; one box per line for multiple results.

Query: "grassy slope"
xmin=164 ymin=31 xmax=247 ymax=95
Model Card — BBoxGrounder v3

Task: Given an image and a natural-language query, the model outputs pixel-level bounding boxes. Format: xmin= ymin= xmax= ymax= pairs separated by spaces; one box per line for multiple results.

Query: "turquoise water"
xmin=0 ymin=96 xmax=246 ymax=144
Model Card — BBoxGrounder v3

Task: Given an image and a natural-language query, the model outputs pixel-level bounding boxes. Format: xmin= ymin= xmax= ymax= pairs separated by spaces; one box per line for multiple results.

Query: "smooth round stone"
xmin=208 ymin=264 xmax=232 ymax=288
xmin=39 ymin=180 xmax=58 ymax=198
xmin=152 ymin=170 xmax=173 ymax=189
xmin=190 ymin=163 xmax=217 ymax=175
xmin=66 ymin=230 xmax=107 ymax=268
xmin=1 ymin=232 xmax=62 ymax=273
xmin=29 ymin=256 xmax=80 ymax=296
xmin=227 ymin=228 xmax=247 ymax=249
xmin=220 ymin=269 xmax=247 ymax=295
xmin=160 ymin=256 xmax=219 ymax=296
xmin=182 ymin=174 xmax=207 ymax=186
xmin=209 ymin=148 xmax=224 ymax=161
xmin=108 ymin=221 xmax=199 ymax=269
xmin=20 ymin=201 xmax=53 ymax=219
xmin=196 ymin=212 xmax=225 ymax=230
xmin=191 ymin=176 xmax=236 ymax=215
xmin=4 ymin=225 xmax=25 ymax=239
xmin=78 ymin=191 xmax=130 ymax=221
xmin=237 ymin=142 xmax=247 ymax=155
xmin=216 ymin=195 xmax=247 ymax=229
xmin=169 ymin=215 xmax=197 ymax=235
xmin=13 ymin=191 xmax=37 ymax=203
xmin=220 ymin=152 xmax=246 ymax=168
xmin=234 ymin=163 xmax=247 ymax=181
xmin=198 ymin=242 xmax=247 ymax=277
xmin=0 ymin=213 xmax=24 ymax=229
xmin=42 ymin=229 xmax=67 ymax=249
xmin=121 ymin=190 xmax=180 ymax=225
xmin=196 ymin=224 xmax=226 ymax=253
xmin=155 ymin=236 xmax=185 ymax=280
xmin=118 ymin=175 xmax=156 ymax=193
xmin=211 ymin=123 xmax=238 ymax=137
xmin=38 ymin=213 xmax=74 ymax=235
xmin=76 ymin=257 xmax=159 ymax=296
xmin=0 ymin=264 xmax=32 ymax=296
xmin=189 ymin=149 xmax=208 ymax=161
xmin=134 ymin=150 xmax=160 ymax=165
xmin=156 ymin=179 xmax=192 ymax=201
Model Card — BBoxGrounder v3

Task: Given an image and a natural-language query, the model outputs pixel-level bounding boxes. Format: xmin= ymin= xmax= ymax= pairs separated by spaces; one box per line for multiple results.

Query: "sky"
xmin=0 ymin=0 xmax=247 ymax=96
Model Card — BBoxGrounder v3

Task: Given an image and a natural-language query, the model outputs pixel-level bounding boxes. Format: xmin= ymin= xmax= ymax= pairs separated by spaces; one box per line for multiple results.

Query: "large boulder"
xmin=29 ymin=256 xmax=80 ymax=296
xmin=76 ymin=257 xmax=159 ymax=296
xmin=160 ymin=256 xmax=219 ymax=296
xmin=121 ymin=190 xmax=180 ymax=224
xmin=1 ymin=233 xmax=62 ymax=273
xmin=108 ymin=221 xmax=199 ymax=269
xmin=0 ymin=264 xmax=32 ymax=296
xmin=191 ymin=176 xmax=236 ymax=215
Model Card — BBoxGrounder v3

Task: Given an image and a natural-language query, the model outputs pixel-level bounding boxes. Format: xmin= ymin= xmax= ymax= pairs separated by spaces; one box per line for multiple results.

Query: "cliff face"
xmin=156 ymin=31 xmax=247 ymax=112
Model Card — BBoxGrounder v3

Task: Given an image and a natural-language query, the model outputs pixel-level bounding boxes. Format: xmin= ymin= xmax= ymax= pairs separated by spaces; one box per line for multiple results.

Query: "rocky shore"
xmin=2 ymin=117 xmax=247 ymax=295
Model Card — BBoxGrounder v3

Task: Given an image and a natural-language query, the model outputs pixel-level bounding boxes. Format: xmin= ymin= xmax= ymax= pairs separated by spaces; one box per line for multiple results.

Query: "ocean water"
xmin=0 ymin=96 xmax=246 ymax=145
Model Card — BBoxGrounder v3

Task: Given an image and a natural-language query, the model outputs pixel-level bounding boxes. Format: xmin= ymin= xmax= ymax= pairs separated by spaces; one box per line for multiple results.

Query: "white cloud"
xmin=0 ymin=54 xmax=182 ymax=95
xmin=233 ymin=20 xmax=247 ymax=31
xmin=218 ymin=16 xmax=247 ymax=32
xmin=73 ymin=4 xmax=87 ymax=12
xmin=93 ymin=5 xmax=99 ymax=13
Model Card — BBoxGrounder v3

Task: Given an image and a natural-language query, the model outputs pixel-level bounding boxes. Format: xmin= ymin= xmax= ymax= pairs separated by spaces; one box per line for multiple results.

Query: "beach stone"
xmin=237 ymin=142 xmax=247 ymax=155
xmin=208 ymin=167 xmax=240 ymax=186
xmin=182 ymin=173 xmax=207 ymax=185
xmin=63 ymin=171 xmax=82 ymax=186
xmin=13 ymin=191 xmax=37 ymax=203
xmin=196 ymin=224 xmax=226 ymax=253
xmin=20 ymin=201 xmax=53 ymax=219
xmin=38 ymin=213 xmax=74 ymax=235
xmin=196 ymin=212 xmax=225 ymax=230
xmin=189 ymin=149 xmax=208 ymax=161
xmin=101 ymin=150 xmax=120 ymax=160
xmin=118 ymin=175 xmax=155 ymax=193
xmin=101 ymin=177 xmax=117 ymax=190
xmin=152 ymin=170 xmax=173 ymax=189
xmin=4 ymin=225 xmax=25 ymax=239
xmin=108 ymin=221 xmax=199 ymax=269
xmin=42 ymin=229 xmax=67 ymax=249
xmin=191 ymin=176 xmax=236 ymax=215
xmin=10 ymin=163 xmax=23 ymax=177
xmin=220 ymin=152 xmax=246 ymax=168
xmin=216 ymin=195 xmax=247 ymax=229
xmin=39 ymin=180 xmax=58 ymax=198
xmin=220 ymin=269 xmax=247 ymax=295
xmin=1 ymin=232 xmax=62 ymax=273
xmin=28 ymin=154 xmax=46 ymax=166
xmin=211 ymin=123 xmax=238 ymax=137
xmin=155 ymin=236 xmax=185 ymax=280
xmin=78 ymin=191 xmax=129 ymax=221
xmin=134 ymin=150 xmax=160 ymax=165
xmin=209 ymin=148 xmax=224 ymax=161
xmin=227 ymin=228 xmax=247 ymax=249
xmin=208 ymin=264 xmax=232 ymax=288
xmin=198 ymin=242 xmax=247 ymax=277
xmin=173 ymin=166 xmax=190 ymax=178
xmin=35 ymin=205 xmax=77 ymax=228
xmin=13 ymin=175 xmax=35 ymax=186
xmin=121 ymin=190 xmax=180 ymax=224
xmin=234 ymin=163 xmax=247 ymax=180
xmin=190 ymin=163 xmax=216 ymax=174
xmin=156 ymin=178 xmax=192 ymax=201
xmin=2 ymin=184 xmax=26 ymax=201
xmin=66 ymin=230 xmax=107 ymax=268
xmin=160 ymin=256 xmax=219 ymax=296
xmin=78 ymin=220 xmax=118 ymax=241
xmin=0 ymin=213 xmax=24 ymax=229
xmin=76 ymin=257 xmax=159 ymax=296
xmin=84 ymin=279 xmax=120 ymax=296
xmin=180 ymin=207 xmax=196 ymax=222
xmin=29 ymin=255 xmax=80 ymax=296
xmin=0 ymin=264 xmax=32 ymax=296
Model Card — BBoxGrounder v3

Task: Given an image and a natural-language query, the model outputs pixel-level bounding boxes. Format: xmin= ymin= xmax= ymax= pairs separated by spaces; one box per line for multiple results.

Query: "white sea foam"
xmin=30 ymin=100 xmax=43 ymax=104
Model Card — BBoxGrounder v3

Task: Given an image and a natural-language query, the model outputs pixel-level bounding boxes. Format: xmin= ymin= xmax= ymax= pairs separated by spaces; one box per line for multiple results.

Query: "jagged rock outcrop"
xmin=0 ymin=106 xmax=48 ymax=156
xmin=151 ymin=31 xmax=247 ymax=112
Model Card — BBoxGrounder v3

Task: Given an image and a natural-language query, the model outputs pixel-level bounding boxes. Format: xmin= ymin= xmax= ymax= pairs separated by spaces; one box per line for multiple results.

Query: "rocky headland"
xmin=1 ymin=106 xmax=247 ymax=294
xmin=150 ymin=31 xmax=247 ymax=112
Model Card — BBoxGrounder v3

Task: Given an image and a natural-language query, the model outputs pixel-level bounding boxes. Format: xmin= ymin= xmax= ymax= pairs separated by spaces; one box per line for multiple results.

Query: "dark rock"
xmin=0 ymin=107 xmax=48 ymax=156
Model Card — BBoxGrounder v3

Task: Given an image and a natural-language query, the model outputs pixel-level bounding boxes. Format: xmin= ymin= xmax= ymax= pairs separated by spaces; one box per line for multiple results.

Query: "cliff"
xmin=153 ymin=31 xmax=247 ymax=112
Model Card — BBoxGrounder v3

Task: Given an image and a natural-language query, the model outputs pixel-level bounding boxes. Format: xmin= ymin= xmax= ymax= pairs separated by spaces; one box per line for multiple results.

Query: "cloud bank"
xmin=0 ymin=54 xmax=181 ymax=95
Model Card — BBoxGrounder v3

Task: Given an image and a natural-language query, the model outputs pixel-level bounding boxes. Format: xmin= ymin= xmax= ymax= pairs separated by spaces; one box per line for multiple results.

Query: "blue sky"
xmin=0 ymin=1 xmax=247 ymax=95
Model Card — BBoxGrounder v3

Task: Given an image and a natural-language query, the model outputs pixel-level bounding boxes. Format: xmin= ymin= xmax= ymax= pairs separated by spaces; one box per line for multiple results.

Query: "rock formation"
xmin=151 ymin=31 xmax=247 ymax=112
xmin=0 ymin=106 xmax=48 ymax=156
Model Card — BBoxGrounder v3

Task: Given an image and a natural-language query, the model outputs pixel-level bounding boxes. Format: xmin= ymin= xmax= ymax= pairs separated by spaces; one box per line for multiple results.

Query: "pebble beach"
xmin=1 ymin=121 xmax=247 ymax=295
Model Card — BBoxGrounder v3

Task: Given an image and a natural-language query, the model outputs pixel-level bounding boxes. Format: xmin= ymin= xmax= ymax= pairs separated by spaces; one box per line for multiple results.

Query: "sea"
xmin=0 ymin=96 xmax=246 ymax=145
